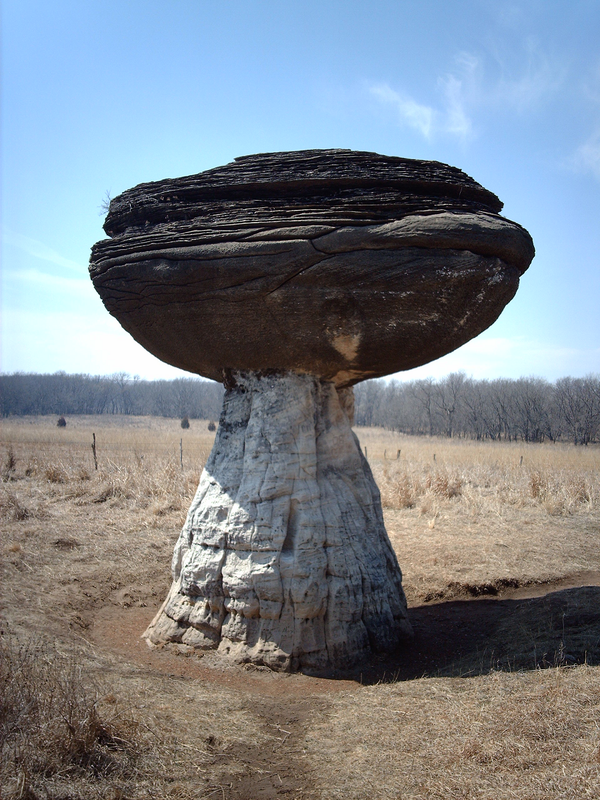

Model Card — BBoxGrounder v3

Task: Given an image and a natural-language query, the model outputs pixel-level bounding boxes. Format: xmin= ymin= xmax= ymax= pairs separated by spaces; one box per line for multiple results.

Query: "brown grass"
xmin=0 ymin=634 xmax=156 ymax=798
xmin=1 ymin=416 xmax=599 ymax=799
xmin=306 ymin=666 xmax=600 ymax=799
xmin=361 ymin=430 xmax=600 ymax=608
xmin=0 ymin=629 xmax=274 ymax=800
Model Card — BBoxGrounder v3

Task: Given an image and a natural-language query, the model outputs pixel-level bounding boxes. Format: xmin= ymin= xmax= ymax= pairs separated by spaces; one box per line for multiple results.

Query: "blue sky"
xmin=2 ymin=0 xmax=599 ymax=382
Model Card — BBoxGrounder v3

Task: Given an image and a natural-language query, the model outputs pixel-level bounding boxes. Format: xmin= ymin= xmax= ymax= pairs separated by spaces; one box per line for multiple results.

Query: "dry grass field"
xmin=1 ymin=415 xmax=600 ymax=799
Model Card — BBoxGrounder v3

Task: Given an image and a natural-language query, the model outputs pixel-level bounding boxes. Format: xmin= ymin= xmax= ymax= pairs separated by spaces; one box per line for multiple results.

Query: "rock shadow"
xmin=334 ymin=585 xmax=600 ymax=685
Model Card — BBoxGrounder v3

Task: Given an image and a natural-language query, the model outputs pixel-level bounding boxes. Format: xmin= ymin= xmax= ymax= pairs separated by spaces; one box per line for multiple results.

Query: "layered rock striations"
xmin=90 ymin=149 xmax=534 ymax=388
xmin=90 ymin=150 xmax=534 ymax=671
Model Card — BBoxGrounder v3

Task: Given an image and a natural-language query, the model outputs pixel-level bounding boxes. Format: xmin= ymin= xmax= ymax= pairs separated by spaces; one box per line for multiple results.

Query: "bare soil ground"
xmin=1 ymin=416 xmax=599 ymax=799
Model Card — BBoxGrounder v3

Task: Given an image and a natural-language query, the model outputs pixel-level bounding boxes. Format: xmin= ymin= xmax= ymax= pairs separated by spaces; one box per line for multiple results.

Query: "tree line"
xmin=1 ymin=371 xmax=599 ymax=445
xmin=354 ymin=373 xmax=600 ymax=445
xmin=0 ymin=372 xmax=223 ymax=421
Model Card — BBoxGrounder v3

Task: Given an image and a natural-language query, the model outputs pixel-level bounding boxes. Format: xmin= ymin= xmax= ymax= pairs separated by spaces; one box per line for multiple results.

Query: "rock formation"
xmin=90 ymin=149 xmax=534 ymax=671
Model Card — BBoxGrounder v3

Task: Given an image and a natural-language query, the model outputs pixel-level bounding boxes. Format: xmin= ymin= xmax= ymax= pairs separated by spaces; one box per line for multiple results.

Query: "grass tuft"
xmin=0 ymin=488 xmax=34 ymax=521
xmin=1 ymin=447 xmax=16 ymax=482
xmin=375 ymin=448 xmax=597 ymax=516
xmin=0 ymin=633 xmax=154 ymax=799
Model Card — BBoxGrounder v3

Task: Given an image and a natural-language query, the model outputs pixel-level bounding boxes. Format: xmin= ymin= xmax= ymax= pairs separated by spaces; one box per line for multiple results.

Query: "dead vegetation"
xmin=1 ymin=415 xmax=599 ymax=799
xmin=0 ymin=635 xmax=158 ymax=799
xmin=306 ymin=666 xmax=600 ymax=800
xmin=363 ymin=429 xmax=600 ymax=611
xmin=372 ymin=430 xmax=598 ymax=517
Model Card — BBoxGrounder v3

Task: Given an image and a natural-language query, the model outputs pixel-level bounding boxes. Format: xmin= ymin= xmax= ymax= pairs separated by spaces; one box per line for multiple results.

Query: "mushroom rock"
xmin=90 ymin=150 xmax=534 ymax=671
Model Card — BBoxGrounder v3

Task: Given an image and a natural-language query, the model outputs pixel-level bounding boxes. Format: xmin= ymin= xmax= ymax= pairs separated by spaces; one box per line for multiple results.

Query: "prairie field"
xmin=1 ymin=415 xmax=600 ymax=799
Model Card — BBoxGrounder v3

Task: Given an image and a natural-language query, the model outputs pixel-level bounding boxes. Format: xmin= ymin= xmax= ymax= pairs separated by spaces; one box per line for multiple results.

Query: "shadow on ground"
xmin=338 ymin=584 xmax=600 ymax=685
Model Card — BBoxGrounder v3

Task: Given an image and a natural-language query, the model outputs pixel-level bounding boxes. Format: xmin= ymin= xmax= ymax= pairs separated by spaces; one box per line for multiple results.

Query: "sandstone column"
xmin=145 ymin=372 xmax=412 ymax=671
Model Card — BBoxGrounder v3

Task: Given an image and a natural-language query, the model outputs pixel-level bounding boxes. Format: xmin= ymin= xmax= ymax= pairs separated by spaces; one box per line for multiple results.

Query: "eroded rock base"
xmin=144 ymin=372 xmax=412 ymax=671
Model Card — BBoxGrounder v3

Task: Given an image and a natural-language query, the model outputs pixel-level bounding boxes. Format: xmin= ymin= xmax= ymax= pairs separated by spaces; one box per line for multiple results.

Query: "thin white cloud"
xmin=369 ymin=83 xmax=435 ymax=139
xmin=368 ymin=79 xmax=473 ymax=142
xmin=572 ymin=129 xmax=600 ymax=181
xmin=368 ymin=50 xmax=477 ymax=143
xmin=571 ymin=62 xmax=600 ymax=181
xmin=438 ymin=74 xmax=473 ymax=139
xmin=368 ymin=40 xmax=563 ymax=143
xmin=491 ymin=37 xmax=564 ymax=111
xmin=1 ymin=307 xmax=189 ymax=379
xmin=2 ymin=227 xmax=85 ymax=273
xmin=581 ymin=60 xmax=600 ymax=105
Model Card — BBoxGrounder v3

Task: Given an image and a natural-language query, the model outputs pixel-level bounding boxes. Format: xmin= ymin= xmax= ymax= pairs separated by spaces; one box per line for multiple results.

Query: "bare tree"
xmin=2 ymin=372 xmax=599 ymax=444
xmin=555 ymin=376 xmax=600 ymax=445
xmin=433 ymin=372 xmax=466 ymax=437
xmin=409 ymin=378 xmax=437 ymax=436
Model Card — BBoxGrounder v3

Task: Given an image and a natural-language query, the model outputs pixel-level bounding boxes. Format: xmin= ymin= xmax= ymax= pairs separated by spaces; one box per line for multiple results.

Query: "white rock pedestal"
xmin=144 ymin=372 xmax=412 ymax=672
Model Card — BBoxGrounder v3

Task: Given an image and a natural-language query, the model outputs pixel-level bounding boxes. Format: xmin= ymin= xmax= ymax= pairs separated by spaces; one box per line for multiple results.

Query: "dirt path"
xmin=91 ymin=569 xmax=600 ymax=689
xmin=211 ymin=696 xmax=326 ymax=799
xmin=92 ymin=605 xmax=357 ymax=696
xmin=90 ymin=569 xmax=600 ymax=800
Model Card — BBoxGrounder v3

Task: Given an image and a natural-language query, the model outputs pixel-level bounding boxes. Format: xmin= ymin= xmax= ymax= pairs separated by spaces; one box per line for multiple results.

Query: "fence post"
xmin=180 ymin=438 xmax=183 ymax=470
xmin=91 ymin=433 xmax=98 ymax=470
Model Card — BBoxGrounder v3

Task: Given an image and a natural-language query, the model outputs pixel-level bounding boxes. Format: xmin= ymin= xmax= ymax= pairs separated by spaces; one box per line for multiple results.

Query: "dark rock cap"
xmin=90 ymin=150 xmax=534 ymax=386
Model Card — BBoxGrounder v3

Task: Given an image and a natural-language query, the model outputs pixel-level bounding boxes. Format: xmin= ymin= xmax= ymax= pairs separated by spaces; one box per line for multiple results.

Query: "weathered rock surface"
xmin=90 ymin=149 xmax=534 ymax=387
xmin=91 ymin=150 xmax=534 ymax=672
xmin=144 ymin=372 xmax=412 ymax=671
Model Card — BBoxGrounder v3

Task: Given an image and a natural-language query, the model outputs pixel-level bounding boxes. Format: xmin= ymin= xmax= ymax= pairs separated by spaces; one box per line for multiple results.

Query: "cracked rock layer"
xmin=89 ymin=149 xmax=534 ymax=387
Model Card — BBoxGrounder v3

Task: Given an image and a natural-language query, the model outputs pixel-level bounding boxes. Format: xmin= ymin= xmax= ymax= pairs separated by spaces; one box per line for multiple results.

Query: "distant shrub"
xmin=208 ymin=421 xmax=216 ymax=432
xmin=0 ymin=490 xmax=31 ymax=520
xmin=180 ymin=417 xmax=190 ymax=429
xmin=57 ymin=416 xmax=67 ymax=428
xmin=44 ymin=465 xmax=68 ymax=484
xmin=1 ymin=448 xmax=16 ymax=482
